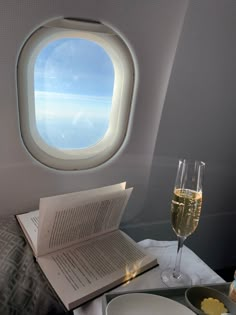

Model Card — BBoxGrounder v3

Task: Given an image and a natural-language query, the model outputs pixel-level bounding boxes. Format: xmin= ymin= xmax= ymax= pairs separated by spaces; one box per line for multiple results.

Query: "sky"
xmin=34 ymin=37 xmax=114 ymax=96
xmin=34 ymin=37 xmax=114 ymax=149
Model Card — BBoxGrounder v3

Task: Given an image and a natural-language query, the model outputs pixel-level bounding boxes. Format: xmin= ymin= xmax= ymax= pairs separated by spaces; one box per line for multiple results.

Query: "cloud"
xmin=35 ymin=91 xmax=111 ymax=120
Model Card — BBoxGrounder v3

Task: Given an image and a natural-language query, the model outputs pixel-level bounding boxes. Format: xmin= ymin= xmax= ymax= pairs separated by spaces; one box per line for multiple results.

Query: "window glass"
xmin=18 ymin=19 xmax=134 ymax=170
xmin=34 ymin=38 xmax=114 ymax=149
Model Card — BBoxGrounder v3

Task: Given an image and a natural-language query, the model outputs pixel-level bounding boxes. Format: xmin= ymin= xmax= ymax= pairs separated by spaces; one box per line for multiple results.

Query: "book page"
xmin=38 ymin=182 xmax=126 ymax=231
xmin=16 ymin=210 xmax=39 ymax=255
xmin=37 ymin=230 xmax=158 ymax=310
xmin=37 ymin=185 xmax=132 ymax=256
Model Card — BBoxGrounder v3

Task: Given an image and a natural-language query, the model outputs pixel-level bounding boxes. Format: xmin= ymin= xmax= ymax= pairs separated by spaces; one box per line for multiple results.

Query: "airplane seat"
xmin=0 ymin=215 xmax=72 ymax=315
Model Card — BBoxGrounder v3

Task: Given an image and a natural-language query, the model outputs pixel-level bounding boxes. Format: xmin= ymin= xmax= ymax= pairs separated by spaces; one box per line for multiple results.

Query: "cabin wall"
xmin=0 ymin=0 xmax=187 ymax=216
xmin=123 ymin=0 xmax=236 ymax=270
xmin=0 ymin=0 xmax=235 ymax=271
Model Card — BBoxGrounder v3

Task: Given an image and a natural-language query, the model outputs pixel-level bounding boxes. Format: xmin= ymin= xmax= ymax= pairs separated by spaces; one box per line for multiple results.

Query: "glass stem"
xmin=173 ymin=236 xmax=186 ymax=279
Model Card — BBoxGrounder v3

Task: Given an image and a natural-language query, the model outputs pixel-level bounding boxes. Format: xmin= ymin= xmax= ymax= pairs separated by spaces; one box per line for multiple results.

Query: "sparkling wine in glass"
xmin=161 ymin=159 xmax=205 ymax=287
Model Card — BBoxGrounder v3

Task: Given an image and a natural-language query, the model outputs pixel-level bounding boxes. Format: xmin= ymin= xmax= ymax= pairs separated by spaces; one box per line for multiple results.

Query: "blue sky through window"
xmin=34 ymin=38 xmax=114 ymax=149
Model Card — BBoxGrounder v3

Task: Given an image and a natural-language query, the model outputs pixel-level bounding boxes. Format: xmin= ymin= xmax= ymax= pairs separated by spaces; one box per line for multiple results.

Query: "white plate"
xmin=106 ymin=293 xmax=195 ymax=315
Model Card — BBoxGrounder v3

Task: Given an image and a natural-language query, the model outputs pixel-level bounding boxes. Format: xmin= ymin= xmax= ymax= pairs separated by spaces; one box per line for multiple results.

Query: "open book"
xmin=16 ymin=183 xmax=158 ymax=311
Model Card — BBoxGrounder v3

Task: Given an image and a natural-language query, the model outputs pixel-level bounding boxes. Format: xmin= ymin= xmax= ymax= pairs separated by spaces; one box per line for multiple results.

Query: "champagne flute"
xmin=161 ymin=159 xmax=205 ymax=287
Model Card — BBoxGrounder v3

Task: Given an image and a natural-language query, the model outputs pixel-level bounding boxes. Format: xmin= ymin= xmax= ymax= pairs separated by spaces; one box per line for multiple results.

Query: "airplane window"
xmin=17 ymin=19 xmax=134 ymax=170
xmin=34 ymin=38 xmax=114 ymax=150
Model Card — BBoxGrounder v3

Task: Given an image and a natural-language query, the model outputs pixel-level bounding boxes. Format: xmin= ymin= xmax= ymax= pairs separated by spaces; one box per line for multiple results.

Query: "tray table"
xmin=102 ymin=282 xmax=230 ymax=314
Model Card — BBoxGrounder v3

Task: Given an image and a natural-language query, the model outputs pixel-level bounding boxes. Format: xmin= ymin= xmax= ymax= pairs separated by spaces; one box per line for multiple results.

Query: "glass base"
xmin=161 ymin=268 xmax=192 ymax=287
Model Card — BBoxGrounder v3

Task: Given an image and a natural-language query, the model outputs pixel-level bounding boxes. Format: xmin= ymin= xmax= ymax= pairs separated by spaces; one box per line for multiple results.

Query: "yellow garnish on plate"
xmin=201 ymin=297 xmax=228 ymax=315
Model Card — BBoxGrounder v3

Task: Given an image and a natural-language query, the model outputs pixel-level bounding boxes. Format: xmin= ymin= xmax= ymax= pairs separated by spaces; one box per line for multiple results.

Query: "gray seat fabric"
xmin=0 ymin=215 xmax=73 ymax=315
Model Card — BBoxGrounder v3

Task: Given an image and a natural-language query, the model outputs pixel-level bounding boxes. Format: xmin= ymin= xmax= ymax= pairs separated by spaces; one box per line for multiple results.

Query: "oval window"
xmin=18 ymin=19 xmax=134 ymax=170
xmin=34 ymin=37 xmax=114 ymax=150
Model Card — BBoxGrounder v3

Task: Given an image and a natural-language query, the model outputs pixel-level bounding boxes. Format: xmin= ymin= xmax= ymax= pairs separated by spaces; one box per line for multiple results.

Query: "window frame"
xmin=17 ymin=19 xmax=134 ymax=170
